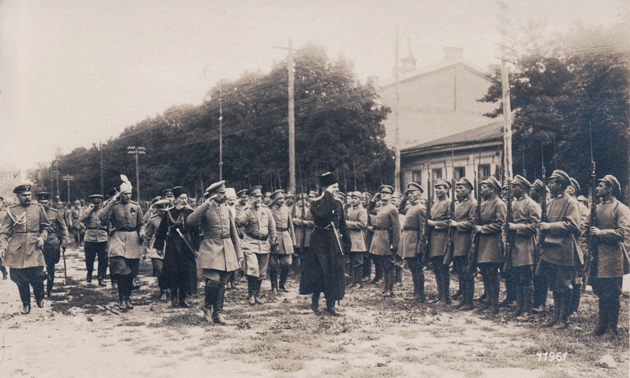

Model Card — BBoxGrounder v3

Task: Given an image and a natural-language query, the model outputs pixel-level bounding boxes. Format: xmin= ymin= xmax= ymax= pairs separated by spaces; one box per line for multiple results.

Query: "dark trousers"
xmin=533 ymin=272 xmax=548 ymax=308
xmin=85 ymin=242 xmax=108 ymax=281
xmin=204 ymin=270 xmax=231 ymax=316
xmin=431 ymin=256 xmax=450 ymax=301
xmin=362 ymin=252 xmax=372 ymax=278
xmin=110 ymin=258 xmax=139 ymax=300
xmin=10 ymin=267 xmax=46 ymax=305
xmin=512 ymin=265 xmax=534 ymax=313
xmin=501 ymin=269 xmax=516 ymax=303
xmin=453 ymin=255 xmax=474 ymax=302
xmin=538 ymin=260 xmax=573 ymax=293
xmin=479 ymin=263 xmax=501 ymax=308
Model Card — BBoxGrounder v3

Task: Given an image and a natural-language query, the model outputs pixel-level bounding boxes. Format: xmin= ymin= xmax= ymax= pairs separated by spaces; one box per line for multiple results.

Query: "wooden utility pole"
xmin=499 ymin=1 xmax=513 ymax=180
xmin=394 ymin=27 xmax=401 ymax=193
xmin=219 ymin=82 xmax=223 ymax=180
xmin=100 ymin=141 xmax=104 ymax=195
xmin=63 ymin=175 xmax=74 ymax=203
xmin=127 ymin=146 xmax=145 ymax=202
xmin=273 ymin=39 xmax=296 ymax=193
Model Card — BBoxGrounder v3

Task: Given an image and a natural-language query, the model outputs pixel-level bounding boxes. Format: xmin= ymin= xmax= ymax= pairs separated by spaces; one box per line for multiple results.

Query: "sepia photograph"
xmin=0 ymin=1 xmax=628 ymax=377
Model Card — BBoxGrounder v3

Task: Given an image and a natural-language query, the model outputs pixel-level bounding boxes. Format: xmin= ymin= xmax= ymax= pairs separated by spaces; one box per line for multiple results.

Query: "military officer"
xmin=36 ymin=192 xmax=69 ymax=297
xmin=70 ymin=199 xmax=84 ymax=247
xmin=236 ymin=186 xmax=277 ymax=305
xmin=529 ymin=179 xmax=549 ymax=313
xmin=581 ymin=175 xmax=629 ymax=338
xmin=505 ymin=175 xmax=541 ymax=320
xmin=162 ymin=188 xmax=175 ymax=206
xmin=426 ymin=178 xmax=453 ymax=305
xmin=345 ymin=191 xmax=368 ymax=288
xmin=268 ymin=190 xmax=295 ymax=295
xmin=142 ymin=199 xmax=170 ymax=300
xmin=368 ymin=185 xmax=401 ymax=297
xmin=450 ymin=178 xmax=477 ymax=311
xmin=186 ymin=181 xmax=242 ymax=324
xmin=80 ymin=194 xmax=109 ymax=286
xmin=0 ymin=184 xmax=50 ymax=314
xmin=398 ymin=182 xmax=426 ymax=302
xmin=474 ymin=176 xmax=507 ymax=315
xmin=567 ymin=177 xmax=588 ymax=315
xmin=537 ymin=170 xmax=581 ymax=329
xmin=98 ymin=179 xmax=145 ymax=310
xmin=362 ymin=192 xmax=375 ymax=282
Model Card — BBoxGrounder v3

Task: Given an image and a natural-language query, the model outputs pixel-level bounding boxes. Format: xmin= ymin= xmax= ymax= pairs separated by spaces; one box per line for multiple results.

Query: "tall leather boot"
xmin=255 ymin=279 xmax=265 ymax=304
xmin=247 ymin=276 xmax=257 ymax=305
xmin=213 ymin=286 xmax=229 ymax=325
xmin=454 ymin=277 xmax=466 ymax=309
xmin=552 ymin=291 xmax=571 ymax=329
xmin=33 ymin=281 xmax=45 ymax=308
xmin=542 ymin=292 xmax=561 ymax=327
xmin=382 ymin=268 xmax=390 ymax=295
xmin=269 ymin=267 xmax=278 ymax=296
xmin=515 ymin=283 xmax=534 ymax=321
xmin=479 ymin=276 xmax=489 ymax=302
xmin=370 ymin=262 xmax=382 ymax=284
xmin=279 ymin=265 xmax=289 ymax=292
xmin=18 ymin=285 xmax=31 ymax=314
xmin=179 ymin=286 xmax=190 ymax=308
xmin=411 ymin=270 xmax=419 ymax=298
xmin=569 ymin=284 xmax=581 ymax=315
xmin=354 ymin=267 xmax=363 ymax=288
xmin=395 ymin=265 xmax=403 ymax=285
xmin=431 ymin=267 xmax=443 ymax=304
xmin=453 ymin=275 xmax=464 ymax=300
xmin=46 ymin=265 xmax=54 ymax=297
xmin=479 ymin=276 xmax=491 ymax=311
xmin=416 ymin=271 xmax=426 ymax=303
xmin=203 ymin=281 xmax=216 ymax=321
xmin=460 ymin=278 xmax=474 ymax=311
xmin=363 ymin=254 xmax=371 ymax=280
xmin=483 ymin=275 xmax=499 ymax=314
xmin=513 ymin=288 xmax=524 ymax=318
xmin=592 ymin=298 xmax=608 ymax=336
xmin=441 ymin=267 xmax=451 ymax=305
xmin=383 ymin=269 xmax=395 ymax=297
xmin=311 ymin=292 xmax=320 ymax=313
xmin=171 ymin=288 xmax=179 ymax=307
xmin=604 ymin=297 xmax=620 ymax=339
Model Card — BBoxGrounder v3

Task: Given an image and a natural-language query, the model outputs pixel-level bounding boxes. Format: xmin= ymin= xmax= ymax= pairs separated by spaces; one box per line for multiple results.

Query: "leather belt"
xmin=87 ymin=227 xmax=107 ymax=231
xmin=315 ymin=225 xmax=333 ymax=231
xmin=403 ymin=227 xmax=419 ymax=231
xmin=246 ymin=233 xmax=268 ymax=241
xmin=114 ymin=227 xmax=137 ymax=232
xmin=276 ymin=228 xmax=289 ymax=232
xmin=15 ymin=231 xmax=38 ymax=234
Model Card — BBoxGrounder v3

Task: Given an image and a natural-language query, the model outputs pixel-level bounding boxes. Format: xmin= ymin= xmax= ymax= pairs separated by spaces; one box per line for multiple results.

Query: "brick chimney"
xmin=444 ymin=47 xmax=463 ymax=61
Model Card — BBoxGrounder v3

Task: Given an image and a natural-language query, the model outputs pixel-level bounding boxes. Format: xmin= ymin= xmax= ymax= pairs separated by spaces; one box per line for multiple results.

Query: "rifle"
xmin=299 ymin=168 xmax=307 ymax=251
xmin=502 ymin=176 xmax=514 ymax=272
xmin=466 ymin=162 xmax=481 ymax=274
xmin=421 ymin=162 xmax=432 ymax=265
xmin=537 ymin=159 xmax=548 ymax=259
xmin=443 ymin=147 xmax=457 ymax=265
xmin=583 ymin=141 xmax=598 ymax=286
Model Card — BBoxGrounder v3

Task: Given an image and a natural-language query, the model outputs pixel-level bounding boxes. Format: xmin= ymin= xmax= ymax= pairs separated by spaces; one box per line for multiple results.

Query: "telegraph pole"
xmin=100 ymin=141 xmax=104 ymax=195
xmin=394 ymin=27 xmax=401 ymax=193
xmin=273 ymin=39 xmax=296 ymax=193
xmin=219 ymin=82 xmax=223 ymax=180
xmin=127 ymin=146 xmax=145 ymax=202
xmin=499 ymin=1 xmax=513 ymax=179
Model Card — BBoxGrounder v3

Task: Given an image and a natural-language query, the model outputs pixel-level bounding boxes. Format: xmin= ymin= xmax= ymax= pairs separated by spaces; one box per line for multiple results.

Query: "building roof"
xmin=401 ymin=121 xmax=503 ymax=157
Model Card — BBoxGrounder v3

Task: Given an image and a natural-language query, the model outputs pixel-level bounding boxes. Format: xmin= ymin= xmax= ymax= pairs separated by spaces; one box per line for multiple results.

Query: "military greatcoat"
xmin=476 ymin=196 xmax=506 ymax=264
xmin=0 ymin=203 xmax=50 ymax=268
xmin=369 ymin=202 xmax=400 ymax=255
xmin=452 ymin=197 xmax=476 ymax=257
xmin=508 ymin=196 xmax=541 ymax=267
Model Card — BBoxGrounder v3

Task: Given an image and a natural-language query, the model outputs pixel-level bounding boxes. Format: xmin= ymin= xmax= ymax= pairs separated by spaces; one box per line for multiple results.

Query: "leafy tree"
xmin=480 ymin=21 xmax=629 ymax=199
xmin=30 ymin=44 xmax=393 ymax=201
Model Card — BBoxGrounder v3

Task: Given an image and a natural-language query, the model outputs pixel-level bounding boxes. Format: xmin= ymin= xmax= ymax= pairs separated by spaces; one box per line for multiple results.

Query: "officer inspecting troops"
xmin=36 ymin=192 xmax=69 ymax=297
xmin=505 ymin=175 xmax=541 ymax=321
xmin=450 ymin=178 xmax=477 ymax=311
xmin=236 ymin=185 xmax=277 ymax=305
xmin=98 ymin=177 xmax=145 ymax=310
xmin=581 ymin=175 xmax=630 ymax=338
xmin=368 ymin=184 xmax=400 ymax=297
xmin=268 ymin=189 xmax=295 ymax=295
xmin=537 ymin=170 xmax=581 ymax=329
xmin=187 ymin=181 xmax=243 ymax=324
xmin=0 ymin=184 xmax=50 ymax=314
xmin=397 ymin=182 xmax=426 ymax=302
xmin=80 ymin=194 xmax=109 ymax=286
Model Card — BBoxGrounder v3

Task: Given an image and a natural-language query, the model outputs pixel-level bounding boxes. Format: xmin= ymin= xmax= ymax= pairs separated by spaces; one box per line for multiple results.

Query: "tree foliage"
xmin=30 ymin=44 xmax=393 ymax=201
xmin=480 ymin=21 xmax=629 ymax=197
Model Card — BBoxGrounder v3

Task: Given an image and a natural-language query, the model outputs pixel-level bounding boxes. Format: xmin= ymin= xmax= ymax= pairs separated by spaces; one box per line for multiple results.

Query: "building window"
xmin=479 ymin=164 xmax=491 ymax=180
xmin=412 ymin=170 xmax=422 ymax=183
xmin=432 ymin=168 xmax=442 ymax=181
xmin=454 ymin=167 xmax=465 ymax=180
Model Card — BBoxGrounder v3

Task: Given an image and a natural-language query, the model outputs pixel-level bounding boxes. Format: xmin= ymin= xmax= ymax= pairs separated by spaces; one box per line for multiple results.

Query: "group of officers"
xmin=0 ymin=169 xmax=627 ymax=337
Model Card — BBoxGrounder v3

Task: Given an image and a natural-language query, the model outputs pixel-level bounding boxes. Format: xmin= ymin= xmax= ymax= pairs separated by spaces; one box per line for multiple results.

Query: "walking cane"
xmin=62 ymin=245 xmax=68 ymax=285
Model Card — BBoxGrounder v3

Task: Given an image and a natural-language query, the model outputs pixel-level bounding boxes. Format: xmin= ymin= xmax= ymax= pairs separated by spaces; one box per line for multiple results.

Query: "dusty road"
xmin=1 ymin=245 xmax=628 ymax=378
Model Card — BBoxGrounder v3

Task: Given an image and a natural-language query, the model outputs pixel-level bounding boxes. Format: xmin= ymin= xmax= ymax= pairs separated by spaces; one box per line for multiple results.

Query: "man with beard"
xmin=474 ymin=177 xmax=506 ymax=315
xmin=397 ymin=183 xmax=426 ymax=302
xmin=80 ymin=194 xmax=109 ymax=286
xmin=36 ymin=192 xmax=69 ymax=297
xmin=98 ymin=179 xmax=145 ymax=310
xmin=268 ymin=190 xmax=295 ymax=295
xmin=0 ymin=184 xmax=50 ymax=313
xmin=142 ymin=199 xmax=170 ymax=301
xmin=299 ymin=172 xmax=351 ymax=315
xmin=505 ymin=176 xmax=541 ymax=321
xmin=450 ymin=178 xmax=477 ymax=311
xmin=154 ymin=186 xmax=198 ymax=308
xmin=537 ymin=170 xmax=581 ymax=329
xmin=188 ymin=181 xmax=243 ymax=324
xmin=236 ymin=186 xmax=277 ymax=305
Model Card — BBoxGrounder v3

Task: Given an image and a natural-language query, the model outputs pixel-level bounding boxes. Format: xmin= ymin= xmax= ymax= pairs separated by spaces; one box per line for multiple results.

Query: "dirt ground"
xmin=1 ymin=245 xmax=628 ymax=378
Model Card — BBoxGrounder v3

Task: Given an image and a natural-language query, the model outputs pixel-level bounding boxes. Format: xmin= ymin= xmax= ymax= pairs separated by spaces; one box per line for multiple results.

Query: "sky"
xmin=0 ymin=0 xmax=626 ymax=171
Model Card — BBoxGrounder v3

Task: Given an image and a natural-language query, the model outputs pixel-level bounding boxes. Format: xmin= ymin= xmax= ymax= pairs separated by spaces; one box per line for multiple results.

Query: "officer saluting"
xmin=0 ymin=184 xmax=50 ymax=314
xmin=36 ymin=192 xmax=69 ymax=297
